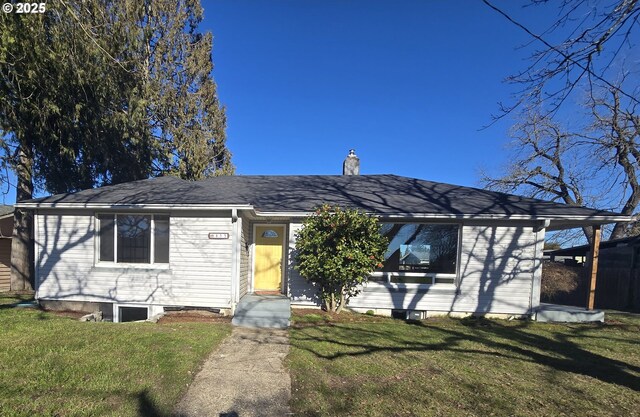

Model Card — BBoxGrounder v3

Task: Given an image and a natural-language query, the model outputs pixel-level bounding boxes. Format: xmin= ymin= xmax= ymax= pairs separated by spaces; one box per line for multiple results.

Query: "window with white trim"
xmin=98 ymin=214 xmax=169 ymax=264
xmin=371 ymin=223 xmax=459 ymax=285
xmin=118 ymin=306 xmax=148 ymax=322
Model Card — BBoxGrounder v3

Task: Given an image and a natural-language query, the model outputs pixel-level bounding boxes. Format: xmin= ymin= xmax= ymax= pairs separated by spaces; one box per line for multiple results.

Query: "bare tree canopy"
xmin=483 ymin=1 xmax=640 ymax=244
xmin=482 ymin=87 xmax=639 ymax=243
xmin=484 ymin=0 xmax=640 ymax=118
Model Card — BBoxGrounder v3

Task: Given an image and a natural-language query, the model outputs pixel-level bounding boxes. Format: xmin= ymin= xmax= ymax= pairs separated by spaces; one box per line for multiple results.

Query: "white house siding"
xmin=0 ymin=216 xmax=13 ymax=292
xmin=448 ymin=222 xmax=538 ymax=314
xmin=287 ymin=223 xmax=321 ymax=305
xmin=0 ymin=238 xmax=12 ymax=292
xmin=36 ymin=211 xmax=94 ymax=300
xmin=238 ymin=216 xmax=251 ymax=298
xmin=288 ymin=221 xmax=542 ymax=315
xmin=36 ymin=210 xmax=234 ymax=309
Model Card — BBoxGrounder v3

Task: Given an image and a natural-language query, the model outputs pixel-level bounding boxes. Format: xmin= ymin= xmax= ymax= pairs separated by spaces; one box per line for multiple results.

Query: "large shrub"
xmin=541 ymin=260 xmax=581 ymax=300
xmin=294 ymin=205 xmax=388 ymax=313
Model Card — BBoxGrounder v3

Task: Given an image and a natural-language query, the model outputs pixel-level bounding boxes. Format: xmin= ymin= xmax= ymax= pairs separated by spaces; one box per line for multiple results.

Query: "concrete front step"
xmin=231 ymin=316 xmax=290 ymax=329
xmin=535 ymin=303 xmax=605 ymax=323
xmin=232 ymin=294 xmax=291 ymax=329
xmin=234 ymin=302 xmax=291 ymax=315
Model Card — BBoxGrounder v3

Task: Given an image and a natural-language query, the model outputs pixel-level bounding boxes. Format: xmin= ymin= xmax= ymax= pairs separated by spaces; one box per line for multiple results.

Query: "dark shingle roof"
xmin=22 ymin=174 xmax=624 ymax=220
xmin=27 ymin=176 xmax=212 ymax=205
xmin=0 ymin=205 xmax=14 ymax=218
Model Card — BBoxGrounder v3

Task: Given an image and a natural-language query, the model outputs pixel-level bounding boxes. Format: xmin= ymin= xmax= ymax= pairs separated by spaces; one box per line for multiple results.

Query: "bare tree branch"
xmin=484 ymin=0 xmax=640 ymax=120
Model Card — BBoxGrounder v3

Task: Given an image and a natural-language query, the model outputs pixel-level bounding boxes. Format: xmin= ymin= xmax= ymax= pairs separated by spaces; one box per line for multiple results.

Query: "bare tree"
xmin=482 ymin=112 xmax=594 ymax=243
xmin=483 ymin=0 xmax=640 ymax=244
xmin=483 ymin=87 xmax=640 ymax=243
xmin=585 ymin=86 xmax=640 ymax=238
xmin=484 ymin=0 xmax=640 ymax=119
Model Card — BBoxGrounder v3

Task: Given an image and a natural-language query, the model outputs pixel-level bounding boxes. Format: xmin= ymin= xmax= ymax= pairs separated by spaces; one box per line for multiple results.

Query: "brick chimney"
xmin=342 ymin=149 xmax=360 ymax=175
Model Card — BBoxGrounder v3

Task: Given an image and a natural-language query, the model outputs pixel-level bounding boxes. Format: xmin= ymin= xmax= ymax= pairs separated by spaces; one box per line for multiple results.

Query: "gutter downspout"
xmin=230 ymin=209 xmax=240 ymax=315
xmin=33 ymin=209 xmax=40 ymax=300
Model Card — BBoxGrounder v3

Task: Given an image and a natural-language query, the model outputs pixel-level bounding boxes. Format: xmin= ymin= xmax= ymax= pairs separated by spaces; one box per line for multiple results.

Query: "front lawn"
xmin=288 ymin=310 xmax=640 ymax=417
xmin=0 ymin=294 xmax=231 ymax=417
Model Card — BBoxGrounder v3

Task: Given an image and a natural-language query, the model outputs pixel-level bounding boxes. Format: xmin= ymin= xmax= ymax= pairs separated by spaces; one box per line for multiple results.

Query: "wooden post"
xmin=587 ymin=225 xmax=601 ymax=310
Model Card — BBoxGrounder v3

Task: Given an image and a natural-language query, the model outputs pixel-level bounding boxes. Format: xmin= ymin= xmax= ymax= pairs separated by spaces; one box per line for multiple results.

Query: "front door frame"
xmin=251 ymin=223 xmax=287 ymax=294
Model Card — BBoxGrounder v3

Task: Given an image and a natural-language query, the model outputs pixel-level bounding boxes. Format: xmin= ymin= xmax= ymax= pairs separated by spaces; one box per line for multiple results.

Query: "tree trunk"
xmin=609 ymin=187 xmax=639 ymax=239
xmin=607 ymin=90 xmax=640 ymax=240
xmin=10 ymin=144 xmax=34 ymax=292
xmin=336 ymin=289 xmax=345 ymax=314
xmin=581 ymin=226 xmax=594 ymax=245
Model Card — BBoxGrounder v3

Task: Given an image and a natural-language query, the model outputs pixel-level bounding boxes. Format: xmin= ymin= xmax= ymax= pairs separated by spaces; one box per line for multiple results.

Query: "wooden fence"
xmin=542 ymin=246 xmax=640 ymax=312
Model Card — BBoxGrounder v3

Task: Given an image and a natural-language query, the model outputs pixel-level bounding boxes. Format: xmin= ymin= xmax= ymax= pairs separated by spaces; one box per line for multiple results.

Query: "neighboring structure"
xmin=17 ymin=153 xmax=629 ymax=322
xmin=0 ymin=206 xmax=14 ymax=292
xmin=545 ymin=235 xmax=640 ymax=264
xmin=544 ymin=235 xmax=640 ymax=311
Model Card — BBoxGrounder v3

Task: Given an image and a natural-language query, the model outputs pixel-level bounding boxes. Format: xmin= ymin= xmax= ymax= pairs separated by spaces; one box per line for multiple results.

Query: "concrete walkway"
xmin=174 ymin=327 xmax=291 ymax=417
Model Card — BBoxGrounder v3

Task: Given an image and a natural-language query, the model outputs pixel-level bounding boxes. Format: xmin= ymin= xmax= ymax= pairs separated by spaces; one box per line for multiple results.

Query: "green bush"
xmin=294 ymin=205 xmax=388 ymax=313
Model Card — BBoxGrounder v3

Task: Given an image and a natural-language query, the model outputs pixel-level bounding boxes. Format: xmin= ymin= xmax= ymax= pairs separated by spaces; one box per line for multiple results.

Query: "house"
xmin=17 ymin=152 xmax=628 ymax=322
xmin=0 ymin=205 xmax=14 ymax=292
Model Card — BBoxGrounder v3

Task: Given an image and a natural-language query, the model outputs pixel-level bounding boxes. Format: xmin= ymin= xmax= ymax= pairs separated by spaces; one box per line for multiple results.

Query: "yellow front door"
xmin=254 ymin=226 xmax=285 ymax=291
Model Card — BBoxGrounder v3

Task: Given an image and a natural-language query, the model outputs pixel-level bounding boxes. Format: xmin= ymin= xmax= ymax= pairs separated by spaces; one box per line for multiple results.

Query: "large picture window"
xmin=98 ymin=214 xmax=169 ymax=264
xmin=372 ymin=223 xmax=459 ymax=285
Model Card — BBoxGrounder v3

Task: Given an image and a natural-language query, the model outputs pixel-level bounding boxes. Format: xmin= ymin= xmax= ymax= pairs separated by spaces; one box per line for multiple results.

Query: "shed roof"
xmin=18 ymin=174 xmax=628 ymax=227
xmin=544 ymin=235 xmax=640 ymax=257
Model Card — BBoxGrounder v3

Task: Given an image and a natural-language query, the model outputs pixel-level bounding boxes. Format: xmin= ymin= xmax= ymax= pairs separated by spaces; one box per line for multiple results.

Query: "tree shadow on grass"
xmin=0 ymin=293 xmax=35 ymax=309
xmin=445 ymin=318 xmax=640 ymax=391
xmin=292 ymin=319 xmax=640 ymax=392
xmin=138 ymin=389 xmax=170 ymax=417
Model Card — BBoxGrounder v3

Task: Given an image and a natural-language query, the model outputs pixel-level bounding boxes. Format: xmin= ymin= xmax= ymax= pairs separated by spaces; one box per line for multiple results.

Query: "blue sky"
xmin=0 ymin=1 xmax=560 ymax=204
xmin=202 ymin=1 xmax=546 ymax=183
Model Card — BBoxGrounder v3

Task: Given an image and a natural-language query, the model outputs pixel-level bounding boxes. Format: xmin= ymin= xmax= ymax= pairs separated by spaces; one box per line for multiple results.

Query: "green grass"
xmin=0 ymin=294 xmax=231 ymax=417
xmin=288 ymin=310 xmax=640 ymax=417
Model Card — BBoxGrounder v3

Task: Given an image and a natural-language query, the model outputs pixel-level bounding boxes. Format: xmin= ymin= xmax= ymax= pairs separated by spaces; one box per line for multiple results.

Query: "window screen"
xmin=99 ymin=215 xmax=115 ymax=262
xmin=117 ymin=215 xmax=151 ymax=263
xmin=154 ymin=216 xmax=170 ymax=263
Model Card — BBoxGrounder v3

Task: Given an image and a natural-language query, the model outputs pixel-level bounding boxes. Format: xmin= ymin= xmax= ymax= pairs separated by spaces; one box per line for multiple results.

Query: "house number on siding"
xmin=208 ymin=232 xmax=229 ymax=239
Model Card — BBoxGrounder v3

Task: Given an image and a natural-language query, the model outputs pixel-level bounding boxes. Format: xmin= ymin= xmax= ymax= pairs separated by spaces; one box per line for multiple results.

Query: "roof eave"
xmin=15 ymin=202 xmax=254 ymax=211
xmin=254 ymin=210 xmax=631 ymax=223
xmin=15 ymin=204 xmax=631 ymax=226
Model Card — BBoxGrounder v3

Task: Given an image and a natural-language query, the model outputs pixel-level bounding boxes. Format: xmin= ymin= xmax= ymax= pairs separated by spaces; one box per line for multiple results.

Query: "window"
xmin=372 ymin=223 xmax=459 ymax=285
xmin=154 ymin=216 xmax=170 ymax=263
xmin=99 ymin=216 xmax=115 ymax=262
xmin=98 ymin=214 xmax=169 ymax=264
xmin=117 ymin=215 xmax=151 ymax=263
xmin=261 ymin=229 xmax=279 ymax=238
xmin=118 ymin=306 xmax=148 ymax=322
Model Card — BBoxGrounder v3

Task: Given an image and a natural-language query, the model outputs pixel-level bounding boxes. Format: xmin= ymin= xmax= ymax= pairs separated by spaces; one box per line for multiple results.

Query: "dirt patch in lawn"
xmin=158 ymin=310 xmax=232 ymax=324
xmin=291 ymin=308 xmax=390 ymax=328
xmin=45 ymin=309 xmax=88 ymax=319
xmin=5 ymin=305 xmax=86 ymax=320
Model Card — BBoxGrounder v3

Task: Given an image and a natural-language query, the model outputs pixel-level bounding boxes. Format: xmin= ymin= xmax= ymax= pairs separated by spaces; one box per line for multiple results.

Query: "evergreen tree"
xmin=0 ymin=0 xmax=232 ymax=290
